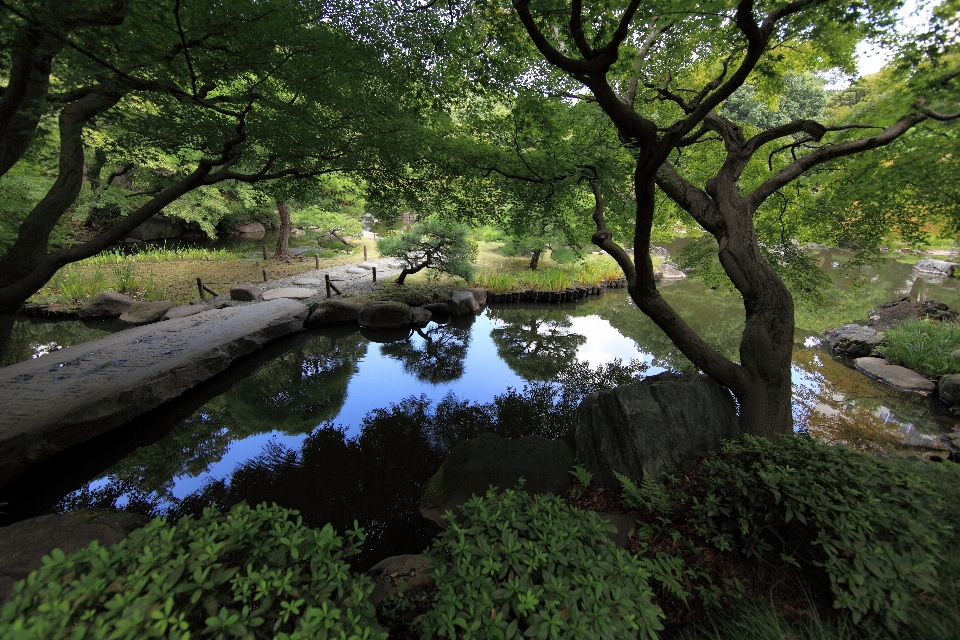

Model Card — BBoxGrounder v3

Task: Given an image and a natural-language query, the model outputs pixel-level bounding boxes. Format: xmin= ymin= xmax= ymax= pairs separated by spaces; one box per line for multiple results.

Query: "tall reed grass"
xmin=879 ymin=318 xmax=960 ymax=378
xmin=473 ymin=256 xmax=623 ymax=292
xmin=82 ymin=244 xmax=241 ymax=266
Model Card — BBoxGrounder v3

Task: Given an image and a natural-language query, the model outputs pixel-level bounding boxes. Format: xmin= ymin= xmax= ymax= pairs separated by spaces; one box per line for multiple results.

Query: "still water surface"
xmin=4 ymin=248 xmax=960 ymax=566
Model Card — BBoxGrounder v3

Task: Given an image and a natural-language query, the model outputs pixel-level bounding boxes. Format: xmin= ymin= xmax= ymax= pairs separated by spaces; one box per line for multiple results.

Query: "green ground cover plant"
xmin=0 ymin=502 xmax=385 ymax=640
xmin=875 ymin=318 xmax=960 ymax=378
xmin=420 ymin=486 xmax=665 ymax=640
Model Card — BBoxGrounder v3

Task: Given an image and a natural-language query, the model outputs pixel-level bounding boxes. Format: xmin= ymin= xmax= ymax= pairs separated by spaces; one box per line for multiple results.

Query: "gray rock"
xmin=365 ymin=554 xmax=433 ymax=608
xmin=465 ymin=288 xmax=487 ymax=306
xmin=0 ymin=510 xmax=142 ymax=604
xmin=230 ymin=283 xmax=260 ymax=301
xmin=306 ymin=298 xmax=371 ymax=326
xmin=917 ymin=300 xmax=958 ymax=322
xmin=597 ymin=512 xmax=636 ymax=550
xmin=940 ymin=432 xmax=960 ymax=463
xmin=449 ymin=291 xmax=480 ymax=316
xmin=129 ymin=215 xmax=184 ymax=241
xmin=236 ymin=222 xmax=265 ymax=235
xmin=575 ymin=372 xmax=739 ymax=487
xmin=293 ymin=278 xmax=324 ymax=286
xmin=422 ymin=302 xmax=451 ymax=318
xmin=358 ymin=301 xmax=413 ymax=329
xmin=118 ymin=301 xmax=177 ymax=325
xmin=0 ymin=299 xmax=308 ymax=485
xmin=938 ymin=374 xmax=960 ymax=405
xmin=854 ymin=357 xmax=936 ymax=395
xmin=78 ymin=292 xmax=136 ymax=318
xmin=824 ymin=324 xmax=885 ymax=357
xmin=345 ymin=266 xmax=368 ymax=275
xmin=356 ymin=262 xmax=377 ymax=270
xmin=410 ymin=307 xmax=432 ymax=326
xmin=867 ymin=297 xmax=915 ymax=329
xmin=420 ymin=432 xmax=574 ymax=528
xmin=913 ymin=258 xmax=957 ymax=278
xmin=654 ymin=261 xmax=686 ymax=280
xmin=262 ymin=287 xmax=317 ymax=300
xmin=163 ymin=304 xmax=209 ymax=320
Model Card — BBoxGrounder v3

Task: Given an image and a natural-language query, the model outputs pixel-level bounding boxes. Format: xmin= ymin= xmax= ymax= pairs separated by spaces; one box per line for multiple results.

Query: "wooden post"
xmin=197 ymin=277 xmax=205 ymax=301
xmin=315 ymin=255 xmax=320 ymax=270
xmin=363 ymin=245 xmax=368 ymax=260
xmin=261 ymin=245 xmax=267 ymax=260
xmin=326 ymin=274 xmax=332 ymax=298
xmin=262 ymin=269 xmax=268 ymax=282
xmin=372 ymin=266 xmax=377 ymax=283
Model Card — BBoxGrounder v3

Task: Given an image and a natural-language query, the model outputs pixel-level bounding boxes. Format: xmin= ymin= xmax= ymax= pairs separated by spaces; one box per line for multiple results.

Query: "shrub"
xmin=0 ymin=502 xmax=386 ymax=640
xmin=419 ymin=486 xmax=664 ymax=639
xmin=877 ymin=318 xmax=960 ymax=377
xmin=376 ymin=219 xmax=476 ymax=285
xmin=692 ymin=435 xmax=948 ymax=627
xmin=549 ymin=246 xmax=577 ymax=264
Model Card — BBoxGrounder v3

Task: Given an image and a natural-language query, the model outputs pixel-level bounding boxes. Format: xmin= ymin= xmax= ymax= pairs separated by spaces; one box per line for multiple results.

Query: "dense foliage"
xmin=421 ymin=486 xmax=664 ymax=639
xmin=875 ymin=318 xmax=960 ymax=377
xmin=692 ymin=435 xmax=948 ymax=627
xmin=0 ymin=503 xmax=384 ymax=639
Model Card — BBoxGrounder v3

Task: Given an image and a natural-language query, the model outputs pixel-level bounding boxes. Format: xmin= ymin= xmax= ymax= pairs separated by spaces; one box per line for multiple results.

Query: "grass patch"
xmin=471 ymin=241 xmax=625 ymax=292
xmin=877 ymin=318 xmax=960 ymax=378
xmin=29 ymin=239 xmax=379 ymax=307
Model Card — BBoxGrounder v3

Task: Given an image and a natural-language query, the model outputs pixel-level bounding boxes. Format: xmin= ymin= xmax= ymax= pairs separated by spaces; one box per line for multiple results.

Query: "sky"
xmin=856 ymin=0 xmax=932 ymax=76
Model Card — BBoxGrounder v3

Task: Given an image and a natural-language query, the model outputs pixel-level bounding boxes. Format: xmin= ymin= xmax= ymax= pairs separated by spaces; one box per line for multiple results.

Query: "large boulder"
xmin=236 ymin=222 xmax=265 ymax=235
xmin=365 ymin=555 xmax=433 ymax=608
xmin=410 ymin=307 xmax=432 ymax=326
xmin=854 ymin=357 xmax=936 ymax=395
xmin=118 ymin=301 xmax=177 ymax=325
xmin=419 ymin=432 xmax=574 ymax=528
xmin=306 ymin=298 xmax=371 ymax=326
xmin=449 ymin=291 xmax=480 ymax=316
xmin=464 ymin=288 xmax=488 ymax=306
xmin=913 ymin=258 xmax=957 ymax=278
xmin=824 ymin=323 xmax=885 ymax=358
xmin=78 ymin=291 xmax=136 ymax=318
xmin=575 ymin=372 xmax=739 ymax=487
xmin=358 ymin=301 xmax=413 ymax=328
xmin=0 ymin=511 xmax=142 ymax=604
xmin=0 ymin=299 xmax=308 ymax=485
xmin=939 ymin=374 xmax=960 ymax=405
xmin=867 ymin=297 xmax=915 ymax=329
xmin=230 ymin=283 xmax=260 ymax=301
xmin=128 ymin=215 xmax=184 ymax=241
xmin=917 ymin=300 xmax=958 ymax=322
xmin=654 ymin=261 xmax=686 ymax=281
xmin=422 ymin=302 xmax=451 ymax=319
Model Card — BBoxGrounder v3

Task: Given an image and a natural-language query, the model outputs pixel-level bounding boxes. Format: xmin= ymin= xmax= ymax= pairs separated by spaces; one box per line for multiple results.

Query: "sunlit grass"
xmin=879 ymin=318 xmax=960 ymax=378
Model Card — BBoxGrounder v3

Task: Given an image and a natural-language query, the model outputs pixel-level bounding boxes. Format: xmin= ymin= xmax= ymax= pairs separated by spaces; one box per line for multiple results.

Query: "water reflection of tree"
xmin=61 ymin=330 xmax=368 ymax=502
xmin=380 ymin=322 xmax=471 ymax=384
xmin=60 ymin=361 xmax=645 ymax=568
xmin=488 ymin=308 xmax=586 ymax=380
xmin=2 ymin=317 xmax=121 ymax=366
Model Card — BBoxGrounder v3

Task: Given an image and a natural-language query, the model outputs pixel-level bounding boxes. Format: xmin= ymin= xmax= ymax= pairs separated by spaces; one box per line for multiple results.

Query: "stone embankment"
xmin=0 ymin=299 xmax=308 ymax=486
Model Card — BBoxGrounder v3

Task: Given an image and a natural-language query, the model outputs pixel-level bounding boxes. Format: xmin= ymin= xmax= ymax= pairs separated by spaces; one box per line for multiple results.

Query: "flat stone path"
xmin=0 ymin=299 xmax=308 ymax=486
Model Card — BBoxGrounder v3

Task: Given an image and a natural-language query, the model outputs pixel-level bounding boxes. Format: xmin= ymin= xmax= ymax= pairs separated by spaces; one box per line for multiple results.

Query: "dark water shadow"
xmin=0 ymin=327 xmax=360 ymax=526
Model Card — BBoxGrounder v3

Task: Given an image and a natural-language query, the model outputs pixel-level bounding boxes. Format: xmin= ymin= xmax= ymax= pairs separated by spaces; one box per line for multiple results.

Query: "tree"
xmin=0 ymin=0 xmax=422 ymax=356
xmin=461 ymin=0 xmax=959 ymax=437
xmin=376 ymin=219 xmax=477 ymax=285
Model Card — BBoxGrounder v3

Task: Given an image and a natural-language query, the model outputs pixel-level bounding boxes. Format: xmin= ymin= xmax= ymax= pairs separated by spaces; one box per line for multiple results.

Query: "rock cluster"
xmin=306 ymin=290 xmax=485 ymax=329
xmin=824 ymin=324 xmax=885 ymax=358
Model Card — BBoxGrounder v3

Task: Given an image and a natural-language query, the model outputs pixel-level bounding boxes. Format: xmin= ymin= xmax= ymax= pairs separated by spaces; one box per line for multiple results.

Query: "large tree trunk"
xmin=529 ymin=248 xmax=541 ymax=270
xmin=274 ymin=200 xmax=291 ymax=260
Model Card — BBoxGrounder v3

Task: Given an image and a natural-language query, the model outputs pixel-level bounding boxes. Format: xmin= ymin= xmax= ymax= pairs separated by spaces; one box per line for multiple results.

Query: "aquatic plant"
xmin=877 ymin=318 xmax=960 ymax=378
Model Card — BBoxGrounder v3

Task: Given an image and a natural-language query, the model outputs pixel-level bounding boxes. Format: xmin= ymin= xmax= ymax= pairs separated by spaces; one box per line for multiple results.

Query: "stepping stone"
xmin=854 ymin=357 xmax=936 ymax=396
xmin=345 ymin=267 xmax=367 ymax=275
xmin=230 ymin=283 xmax=260 ymax=301
xmin=163 ymin=304 xmax=209 ymax=320
xmin=293 ymin=278 xmax=324 ymax=286
xmin=262 ymin=287 xmax=317 ymax=300
xmin=118 ymin=301 xmax=177 ymax=325
xmin=356 ymin=262 xmax=377 ymax=270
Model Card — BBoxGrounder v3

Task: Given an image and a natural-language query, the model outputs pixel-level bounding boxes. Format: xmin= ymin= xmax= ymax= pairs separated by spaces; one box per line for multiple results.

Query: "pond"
xmin=3 ymin=248 xmax=959 ymax=568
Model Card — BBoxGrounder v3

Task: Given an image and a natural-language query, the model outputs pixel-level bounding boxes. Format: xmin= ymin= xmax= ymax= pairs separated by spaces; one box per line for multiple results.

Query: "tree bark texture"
xmin=275 ymin=201 xmax=291 ymax=260
xmin=529 ymin=248 xmax=541 ymax=270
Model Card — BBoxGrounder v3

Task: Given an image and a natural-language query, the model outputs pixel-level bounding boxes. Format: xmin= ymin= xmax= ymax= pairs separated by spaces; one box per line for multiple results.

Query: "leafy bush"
xmin=692 ymin=435 xmax=948 ymax=627
xmin=377 ymin=219 xmax=477 ymax=285
xmin=0 ymin=503 xmax=385 ymax=640
xmin=549 ymin=246 xmax=577 ymax=264
xmin=420 ymin=486 xmax=664 ymax=639
xmin=878 ymin=318 xmax=960 ymax=377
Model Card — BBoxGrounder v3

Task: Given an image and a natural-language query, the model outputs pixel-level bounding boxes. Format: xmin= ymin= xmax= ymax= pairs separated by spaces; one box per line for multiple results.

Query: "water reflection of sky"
xmin=165 ymin=310 xmax=662 ymax=500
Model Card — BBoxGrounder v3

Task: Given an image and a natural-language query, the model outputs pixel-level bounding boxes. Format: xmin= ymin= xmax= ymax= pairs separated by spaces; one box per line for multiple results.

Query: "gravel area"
xmin=201 ymin=257 xmax=405 ymax=308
